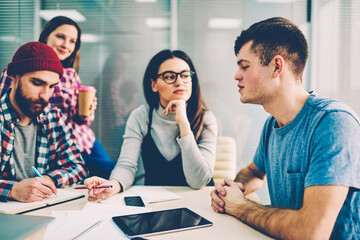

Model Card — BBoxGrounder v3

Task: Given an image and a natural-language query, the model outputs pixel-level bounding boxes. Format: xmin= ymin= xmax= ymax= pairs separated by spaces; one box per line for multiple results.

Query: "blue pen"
xmin=32 ymin=166 xmax=57 ymax=196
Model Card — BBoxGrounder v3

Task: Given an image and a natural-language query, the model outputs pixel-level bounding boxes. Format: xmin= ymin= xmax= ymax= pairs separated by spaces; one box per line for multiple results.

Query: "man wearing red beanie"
xmin=0 ymin=42 xmax=87 ymax=202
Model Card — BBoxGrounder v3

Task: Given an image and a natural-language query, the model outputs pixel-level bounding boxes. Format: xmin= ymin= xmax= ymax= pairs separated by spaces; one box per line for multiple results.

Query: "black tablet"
xmin=112 ymin=207 xmax=213 ymax=237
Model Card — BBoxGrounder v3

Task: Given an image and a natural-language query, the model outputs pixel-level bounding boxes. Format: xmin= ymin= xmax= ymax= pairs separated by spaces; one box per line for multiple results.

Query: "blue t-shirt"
xmin=254 ymin=93 xmax=360 ymax=239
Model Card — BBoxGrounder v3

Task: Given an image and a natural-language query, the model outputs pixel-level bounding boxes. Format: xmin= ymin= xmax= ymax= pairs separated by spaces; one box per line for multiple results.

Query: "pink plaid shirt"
xmin=50 ymin=68 xmax=95 ymax=154
xmin=0 ymin=68 xmax=96 ymax=154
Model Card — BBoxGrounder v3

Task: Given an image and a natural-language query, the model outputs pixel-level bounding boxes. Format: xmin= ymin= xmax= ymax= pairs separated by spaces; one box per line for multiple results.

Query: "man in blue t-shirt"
xmin=210 ymin=17 xmax=360 ymax=239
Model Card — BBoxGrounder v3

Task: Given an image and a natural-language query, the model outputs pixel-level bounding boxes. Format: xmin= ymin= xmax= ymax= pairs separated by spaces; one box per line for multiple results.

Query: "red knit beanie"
xmin=7 ymin=41 xmax=63 ymax=78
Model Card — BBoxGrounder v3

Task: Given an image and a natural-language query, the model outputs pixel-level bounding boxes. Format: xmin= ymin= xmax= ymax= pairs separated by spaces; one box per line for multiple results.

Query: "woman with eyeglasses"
xmin=84 ymin=50 xmax=218 ymax=200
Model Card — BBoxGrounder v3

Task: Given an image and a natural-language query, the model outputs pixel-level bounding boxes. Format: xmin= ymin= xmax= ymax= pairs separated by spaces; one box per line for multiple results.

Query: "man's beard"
xmin=15 ymin=80 xmax=49 ymax=119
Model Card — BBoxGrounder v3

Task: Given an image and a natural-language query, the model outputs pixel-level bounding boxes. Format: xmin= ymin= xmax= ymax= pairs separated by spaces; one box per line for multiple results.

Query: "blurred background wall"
xmin=1 ymin=0 xmax=359 ymax=203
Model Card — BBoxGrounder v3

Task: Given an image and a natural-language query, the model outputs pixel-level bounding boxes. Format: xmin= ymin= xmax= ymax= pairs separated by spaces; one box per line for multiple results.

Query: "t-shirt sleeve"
xmin=305 ymin=111 xmax=360 ymax=190
xmin=253 ymin=141 xmax=265 ymax=173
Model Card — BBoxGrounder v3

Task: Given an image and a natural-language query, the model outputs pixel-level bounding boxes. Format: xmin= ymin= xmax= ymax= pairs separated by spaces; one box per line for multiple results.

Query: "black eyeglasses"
xmin=157 ymin=70 xmax=195 ymax=84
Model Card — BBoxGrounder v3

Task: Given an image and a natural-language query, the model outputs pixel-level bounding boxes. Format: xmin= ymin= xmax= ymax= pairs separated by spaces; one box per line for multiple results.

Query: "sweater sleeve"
xmin=177 ymin=111 xmax=218 ymax=189
xmin=109 ymin=106 xmax=148 ymax=190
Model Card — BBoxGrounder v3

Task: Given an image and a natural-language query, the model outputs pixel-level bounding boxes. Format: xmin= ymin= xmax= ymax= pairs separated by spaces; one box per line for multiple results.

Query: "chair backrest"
xmin=213 ymin=136 xmax=236 ymax=183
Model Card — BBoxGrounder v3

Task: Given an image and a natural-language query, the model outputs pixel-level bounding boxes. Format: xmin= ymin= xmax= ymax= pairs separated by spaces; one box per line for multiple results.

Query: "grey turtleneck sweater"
xmin=110 ymin=104 xmax=218 ymax=190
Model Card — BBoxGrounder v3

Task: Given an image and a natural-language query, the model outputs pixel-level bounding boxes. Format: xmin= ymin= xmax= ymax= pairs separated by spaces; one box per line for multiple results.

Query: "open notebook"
xmin=0 ymin=189 xmax=84 ymax=214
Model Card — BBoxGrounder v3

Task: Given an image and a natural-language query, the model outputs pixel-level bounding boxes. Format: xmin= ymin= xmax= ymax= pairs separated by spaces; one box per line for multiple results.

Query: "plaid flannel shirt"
xmin=0 ymin=92 xmax=87 ymax=202
xmin=0 ymin=68 xmax=95 ymax=154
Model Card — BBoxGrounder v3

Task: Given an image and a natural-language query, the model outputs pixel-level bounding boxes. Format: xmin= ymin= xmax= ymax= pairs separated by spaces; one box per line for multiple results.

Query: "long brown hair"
xmin=39 ymin=16 xmax=81 ymax=72
xmin=143 ymin=50 xmax=208 ymax=141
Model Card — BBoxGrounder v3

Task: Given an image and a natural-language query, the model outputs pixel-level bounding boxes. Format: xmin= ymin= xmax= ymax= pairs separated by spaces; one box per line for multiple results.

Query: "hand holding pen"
xmin=7 ymin=167 xmax=57 ymax=202
xmin=75 ymin=185 xmax=113 ymax=190
xmin=32 ymin=166 xmax=58 ymax=196
xmin=83 ymin=176 xmax=121 ymax=201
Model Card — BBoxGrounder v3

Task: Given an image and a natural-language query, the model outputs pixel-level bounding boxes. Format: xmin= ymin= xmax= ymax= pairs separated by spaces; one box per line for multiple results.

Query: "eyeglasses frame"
xmin=156 ymin=70 xmax=195 ymax=84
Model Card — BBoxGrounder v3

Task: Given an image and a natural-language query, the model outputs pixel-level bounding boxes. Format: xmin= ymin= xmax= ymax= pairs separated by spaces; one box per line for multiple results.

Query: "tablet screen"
xmin=112 ymin=207 xmax=212 ymax=237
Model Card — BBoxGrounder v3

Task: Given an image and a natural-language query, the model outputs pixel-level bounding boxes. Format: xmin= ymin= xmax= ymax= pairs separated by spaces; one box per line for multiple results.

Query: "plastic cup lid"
xmin=79 ymin=85 xmax=97 ymax=92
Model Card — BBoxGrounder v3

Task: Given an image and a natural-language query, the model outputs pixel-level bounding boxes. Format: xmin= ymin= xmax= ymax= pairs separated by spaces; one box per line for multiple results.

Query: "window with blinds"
xmin=0 ymin=0 xmax=35 ymax=71
xmin=40 ymin=0 xmax=171 ymax=161
xmin=311 ymin=0 xmax=360 ymax=114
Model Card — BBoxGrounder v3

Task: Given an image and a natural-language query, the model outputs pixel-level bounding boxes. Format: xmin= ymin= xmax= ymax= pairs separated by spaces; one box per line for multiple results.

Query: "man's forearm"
xmin=232 ymin=200 xmax=325 ymax=240
xmin=234 ymin=166 xmax=265 ymax=195
xmin=229 ymin=200 xmax=300 ymax=239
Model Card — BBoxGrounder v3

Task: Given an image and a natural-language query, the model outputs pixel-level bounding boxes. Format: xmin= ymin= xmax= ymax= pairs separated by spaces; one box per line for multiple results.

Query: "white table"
xmin=25 ymin=186 xmax=273 ymax=240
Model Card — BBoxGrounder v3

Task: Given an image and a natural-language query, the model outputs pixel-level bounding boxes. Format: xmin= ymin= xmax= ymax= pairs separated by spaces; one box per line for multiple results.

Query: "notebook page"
xmin=0 ymin=189 xmax=83 ymax=214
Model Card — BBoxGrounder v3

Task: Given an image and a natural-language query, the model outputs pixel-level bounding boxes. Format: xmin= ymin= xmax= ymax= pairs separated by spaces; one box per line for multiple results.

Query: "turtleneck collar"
xmin=155 ymin=104 xmax=176 ymax=121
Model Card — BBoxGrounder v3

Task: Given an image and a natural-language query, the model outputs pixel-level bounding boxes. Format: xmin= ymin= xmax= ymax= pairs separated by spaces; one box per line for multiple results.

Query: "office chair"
xmin=213 ymin=136 xmax=237 ymax=183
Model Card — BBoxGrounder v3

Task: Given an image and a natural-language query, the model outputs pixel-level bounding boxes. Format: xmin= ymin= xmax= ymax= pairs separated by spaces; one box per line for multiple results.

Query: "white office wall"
xmin=312 ymin=0 xmax=360 ymax=114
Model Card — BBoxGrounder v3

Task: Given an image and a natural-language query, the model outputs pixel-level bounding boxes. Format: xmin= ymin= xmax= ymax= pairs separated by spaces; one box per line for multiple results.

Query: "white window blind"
xmin=311 ymin=0 xmax=360 ymax=114
xmin=0 ymin=0 xmax=35 ymax=71
xmin=41 ymin=0 xmax=171 ymax=161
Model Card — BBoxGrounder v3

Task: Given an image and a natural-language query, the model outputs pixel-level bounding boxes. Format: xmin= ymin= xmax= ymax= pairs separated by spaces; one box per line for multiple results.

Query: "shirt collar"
xmin=1 ymin=90 xmax=19 ymax=125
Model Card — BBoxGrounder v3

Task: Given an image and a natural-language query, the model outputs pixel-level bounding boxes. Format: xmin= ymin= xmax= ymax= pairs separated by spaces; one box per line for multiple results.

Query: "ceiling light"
xmin=145 ymin=18 xmax=170 ymax=29
xmin=81 ymin=34 xmax=100 ymax=43
xmin=208 ymin=18 xmax=242 ymax=29
xmin=39 ymin=10 xmax=86 ymax=22
xmin=0 ymin=36 xmax=19 ymax=42
xmin=135 ymin=0 xmax=157 ymax=2
xmin=257 ymin=0 xmax=297 ymax=3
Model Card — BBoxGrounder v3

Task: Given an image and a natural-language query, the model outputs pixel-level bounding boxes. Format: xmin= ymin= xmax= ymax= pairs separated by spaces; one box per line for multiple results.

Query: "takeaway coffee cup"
xmin=78 ymin=85 xmax=97 ymax=117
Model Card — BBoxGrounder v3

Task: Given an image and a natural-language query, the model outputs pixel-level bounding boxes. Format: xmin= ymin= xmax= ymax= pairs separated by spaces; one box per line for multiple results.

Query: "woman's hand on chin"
xmin=164 ymin=100 xmax=191 ymax=137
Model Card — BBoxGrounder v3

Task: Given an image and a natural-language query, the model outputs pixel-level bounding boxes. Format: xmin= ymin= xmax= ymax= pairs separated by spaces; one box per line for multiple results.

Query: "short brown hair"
xmin=234 ymin=17 xmax=308 ymax=78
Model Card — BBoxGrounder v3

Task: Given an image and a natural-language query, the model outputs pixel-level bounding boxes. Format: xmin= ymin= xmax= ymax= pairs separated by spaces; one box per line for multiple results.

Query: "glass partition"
xmin=1 ymin=0 xmax=359 ymax=204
